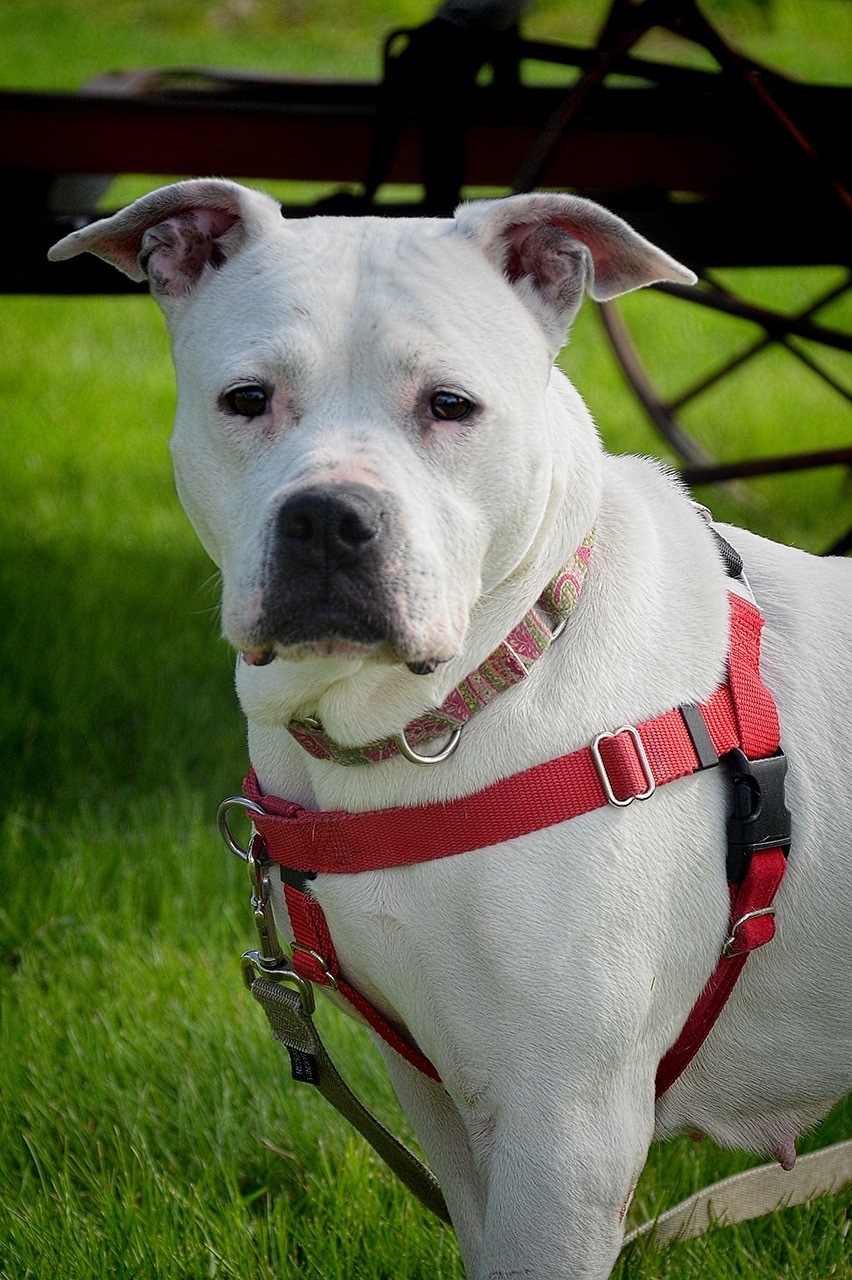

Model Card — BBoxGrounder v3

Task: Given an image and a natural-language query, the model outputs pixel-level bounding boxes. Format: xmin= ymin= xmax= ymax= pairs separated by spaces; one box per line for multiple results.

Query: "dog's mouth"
xmin=232 ymin=573 xmax=457 ymax=670
xmin=239 ymin=643 xmax=445 ymax=675
xmin=236 ymin=603 xmax=390 ymax=668
xmin=241 ymin=647 xmax=276 ymax=667
xmin=240 ymin=637 xmax=375 ymax=664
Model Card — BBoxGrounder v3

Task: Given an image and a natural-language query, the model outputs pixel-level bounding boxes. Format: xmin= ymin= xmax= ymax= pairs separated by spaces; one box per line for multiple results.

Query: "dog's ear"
xmin=454 ymin=193 xmax=696 ymax=346
xmin=49 ymin=179 xmax=281 ymax=300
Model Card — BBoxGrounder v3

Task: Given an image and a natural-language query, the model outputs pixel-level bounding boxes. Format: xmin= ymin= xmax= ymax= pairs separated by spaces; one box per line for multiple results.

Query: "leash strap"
xmin=248 ymin=973 xmax=451 ymax=1223
xmin=234 ymin=834 xmax=450 ymax=1222
xmin=622 ymin=1139 xmax=852 ymax=1250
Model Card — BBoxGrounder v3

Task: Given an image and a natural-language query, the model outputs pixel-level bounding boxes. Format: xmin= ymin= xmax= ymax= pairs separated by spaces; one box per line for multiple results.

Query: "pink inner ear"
xmin=552 ymin=216 xmax=617 ymax=282
xmin=503 ymin=219 xmax=590 ymax=316
xmin=504 ymin=221 xmax=538 ymax=284
xmin=193 ymin=206 xmax=241 ymax=241
xmin=142 ymin=206 xmax=241 ymax=296
xmin=503 ymin=209 xmax=681 ymax=303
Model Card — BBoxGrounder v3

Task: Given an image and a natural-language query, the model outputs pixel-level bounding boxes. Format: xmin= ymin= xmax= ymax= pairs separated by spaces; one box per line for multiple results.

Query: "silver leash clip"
xmin=245 ymin=833 xmax=286 ymax=966
xmin=241 ymin=834 xmax=318 ymax=1011
xmin=218 ymin=796 xmax=316 ymax=1013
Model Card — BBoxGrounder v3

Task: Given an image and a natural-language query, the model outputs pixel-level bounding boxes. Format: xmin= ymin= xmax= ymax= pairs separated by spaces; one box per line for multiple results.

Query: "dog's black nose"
xmin=277 ymin=485 xmax=385 ymax=567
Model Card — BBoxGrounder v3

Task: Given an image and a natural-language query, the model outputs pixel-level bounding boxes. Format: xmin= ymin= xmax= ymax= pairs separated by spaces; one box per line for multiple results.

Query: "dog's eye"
xmin=429 ymin=391 xmax=473 ymax=422
xmin=223 ymin=385 xmax=269 ymax=418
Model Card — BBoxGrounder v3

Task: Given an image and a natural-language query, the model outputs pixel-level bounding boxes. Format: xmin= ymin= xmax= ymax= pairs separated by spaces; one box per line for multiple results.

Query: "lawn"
xmin=0 ymin=1 xmax=850 ymax=1277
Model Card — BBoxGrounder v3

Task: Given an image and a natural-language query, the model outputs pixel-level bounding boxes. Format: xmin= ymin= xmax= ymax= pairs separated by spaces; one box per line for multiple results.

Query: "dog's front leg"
xmin=385 ymin=1046 xmax=651 ymax=1280
xmin=473 ymin=1071 xmax=653 ymax=1280
xmin=380 ymin=1050 xmax=489 ymax=1274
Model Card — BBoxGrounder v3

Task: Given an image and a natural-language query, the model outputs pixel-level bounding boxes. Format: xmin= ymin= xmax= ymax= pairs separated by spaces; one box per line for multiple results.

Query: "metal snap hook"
xmin=217 ymin=796 xmax=265 ymax=860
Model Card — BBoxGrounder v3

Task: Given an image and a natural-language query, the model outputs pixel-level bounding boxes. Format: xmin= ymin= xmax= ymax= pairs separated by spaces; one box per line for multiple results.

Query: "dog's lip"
xmin=239 ymin=640 xmax=450 ymax=668
xmin=239 ymin=638 xmax=378 ymax=664
xmin=241 ymin=647 xmax=276 ymax=666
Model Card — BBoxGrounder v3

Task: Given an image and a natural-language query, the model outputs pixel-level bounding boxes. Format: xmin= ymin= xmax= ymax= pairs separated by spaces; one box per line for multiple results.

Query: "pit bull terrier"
xmin=50 ymin=181 xmax=852 ymax=1279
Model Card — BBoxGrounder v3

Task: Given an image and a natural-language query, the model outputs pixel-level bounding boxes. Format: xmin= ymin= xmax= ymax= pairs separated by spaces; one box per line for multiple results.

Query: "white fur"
xmin=51 ymin=183 xmax=852 ymax=1279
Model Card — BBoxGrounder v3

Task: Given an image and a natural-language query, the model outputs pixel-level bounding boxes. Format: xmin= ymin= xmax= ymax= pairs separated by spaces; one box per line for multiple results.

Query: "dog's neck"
xmin=236 ymin=394 xmax=604 ymax=789
xmin=283 ymin=529 xmax=596 ymax=767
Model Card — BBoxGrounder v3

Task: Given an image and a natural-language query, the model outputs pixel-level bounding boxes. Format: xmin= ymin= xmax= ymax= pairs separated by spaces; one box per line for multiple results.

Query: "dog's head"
xmin=51 ymin=182 xmax=693 ymax=733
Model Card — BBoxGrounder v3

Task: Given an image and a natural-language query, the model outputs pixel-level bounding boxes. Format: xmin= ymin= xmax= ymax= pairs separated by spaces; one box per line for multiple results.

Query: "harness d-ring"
xmin=394 ymin=725 xmax=462 ymax=766
xmin=217 ymin=795 xmax=265 ymax=860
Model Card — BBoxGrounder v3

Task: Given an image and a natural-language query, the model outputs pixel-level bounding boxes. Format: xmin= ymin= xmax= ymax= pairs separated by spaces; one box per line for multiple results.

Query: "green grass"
xmin=2 ymin=0 xmax=852 ymax=88
xmin=1 ymin=1 xmax=850 ymax=1277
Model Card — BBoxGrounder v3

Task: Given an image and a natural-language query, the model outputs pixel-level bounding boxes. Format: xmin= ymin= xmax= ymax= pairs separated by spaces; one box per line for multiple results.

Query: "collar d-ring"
xmin=394 ymin=725 xmax=463 ymax=766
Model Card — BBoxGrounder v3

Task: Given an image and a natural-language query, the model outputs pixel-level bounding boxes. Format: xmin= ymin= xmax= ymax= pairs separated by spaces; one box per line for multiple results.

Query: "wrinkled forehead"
xmin=170 ymin=214 xmax=544 ymax=378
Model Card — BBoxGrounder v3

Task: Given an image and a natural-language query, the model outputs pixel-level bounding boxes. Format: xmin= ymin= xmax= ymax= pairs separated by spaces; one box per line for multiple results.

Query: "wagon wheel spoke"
xmin=668 ymin=274 xmax=852 ymax=413
xmin=599 ymin=267 xmax=852 ymax=509
xmin=782 ymin=337 xmax=852 ymax=404
xmin=654 ymin=278 xmax=852 ymax=355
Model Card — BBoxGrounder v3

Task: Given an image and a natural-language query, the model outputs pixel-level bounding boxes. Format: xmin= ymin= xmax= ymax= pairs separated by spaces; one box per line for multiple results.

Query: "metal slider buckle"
xmin=590 ymin=724 xmax=656 ymax=808
xmin=722 ymin=906 xmax=776 ymax=957
xmin=291 ymin=942 xmax=339 ymax=991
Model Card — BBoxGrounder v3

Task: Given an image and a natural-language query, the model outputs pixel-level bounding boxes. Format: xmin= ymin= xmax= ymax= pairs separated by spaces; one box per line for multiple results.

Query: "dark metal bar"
xmin=681 ymin=447 xmax=852 ymax=486
xmin=781 ymin=339 xmax=852 ymax=404
xmin=668 ymin=276 xmax=852 ymax=411
xmin=512 ymin=6 xmax=653 ymax=193
xmin=0 ymin=84 xmax=799 ymax=193
xmin=653 ymin=281 xmax=852 ymax=354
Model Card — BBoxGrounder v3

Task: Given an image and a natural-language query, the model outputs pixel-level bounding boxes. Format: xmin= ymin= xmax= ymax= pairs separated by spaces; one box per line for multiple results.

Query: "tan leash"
xmin=248 ymin=972 xmax=452 ymax=1222
xmin=220 ymin=802 xmax=451 ymax=1222
xmin=623 ymin=1138 xmax=852 ymax=1248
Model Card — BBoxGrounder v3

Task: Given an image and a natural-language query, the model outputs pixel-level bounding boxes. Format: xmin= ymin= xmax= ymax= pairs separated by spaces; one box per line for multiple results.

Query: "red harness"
xmin=244 ymin=591 xmax=791 ymax=1096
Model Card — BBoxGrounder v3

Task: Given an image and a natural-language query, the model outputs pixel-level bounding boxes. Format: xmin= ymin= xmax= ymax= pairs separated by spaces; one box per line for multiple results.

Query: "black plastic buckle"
xmin=278 ymin=864 xmax=317 ymax=892
xmin=724 ymin=747 xmax=791 ymax=883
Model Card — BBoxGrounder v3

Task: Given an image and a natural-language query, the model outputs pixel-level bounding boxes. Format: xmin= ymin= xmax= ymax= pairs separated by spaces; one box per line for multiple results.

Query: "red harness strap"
xmin=281 ymin=878 xmax=441 ymax=1079
xmin=244 ymin=592 xmax=790 ymax=1097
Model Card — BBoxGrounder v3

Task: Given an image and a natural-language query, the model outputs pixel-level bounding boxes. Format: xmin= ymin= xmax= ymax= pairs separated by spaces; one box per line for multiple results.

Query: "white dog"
xmin=51 ymin=182 xmax=851 ymax=1279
